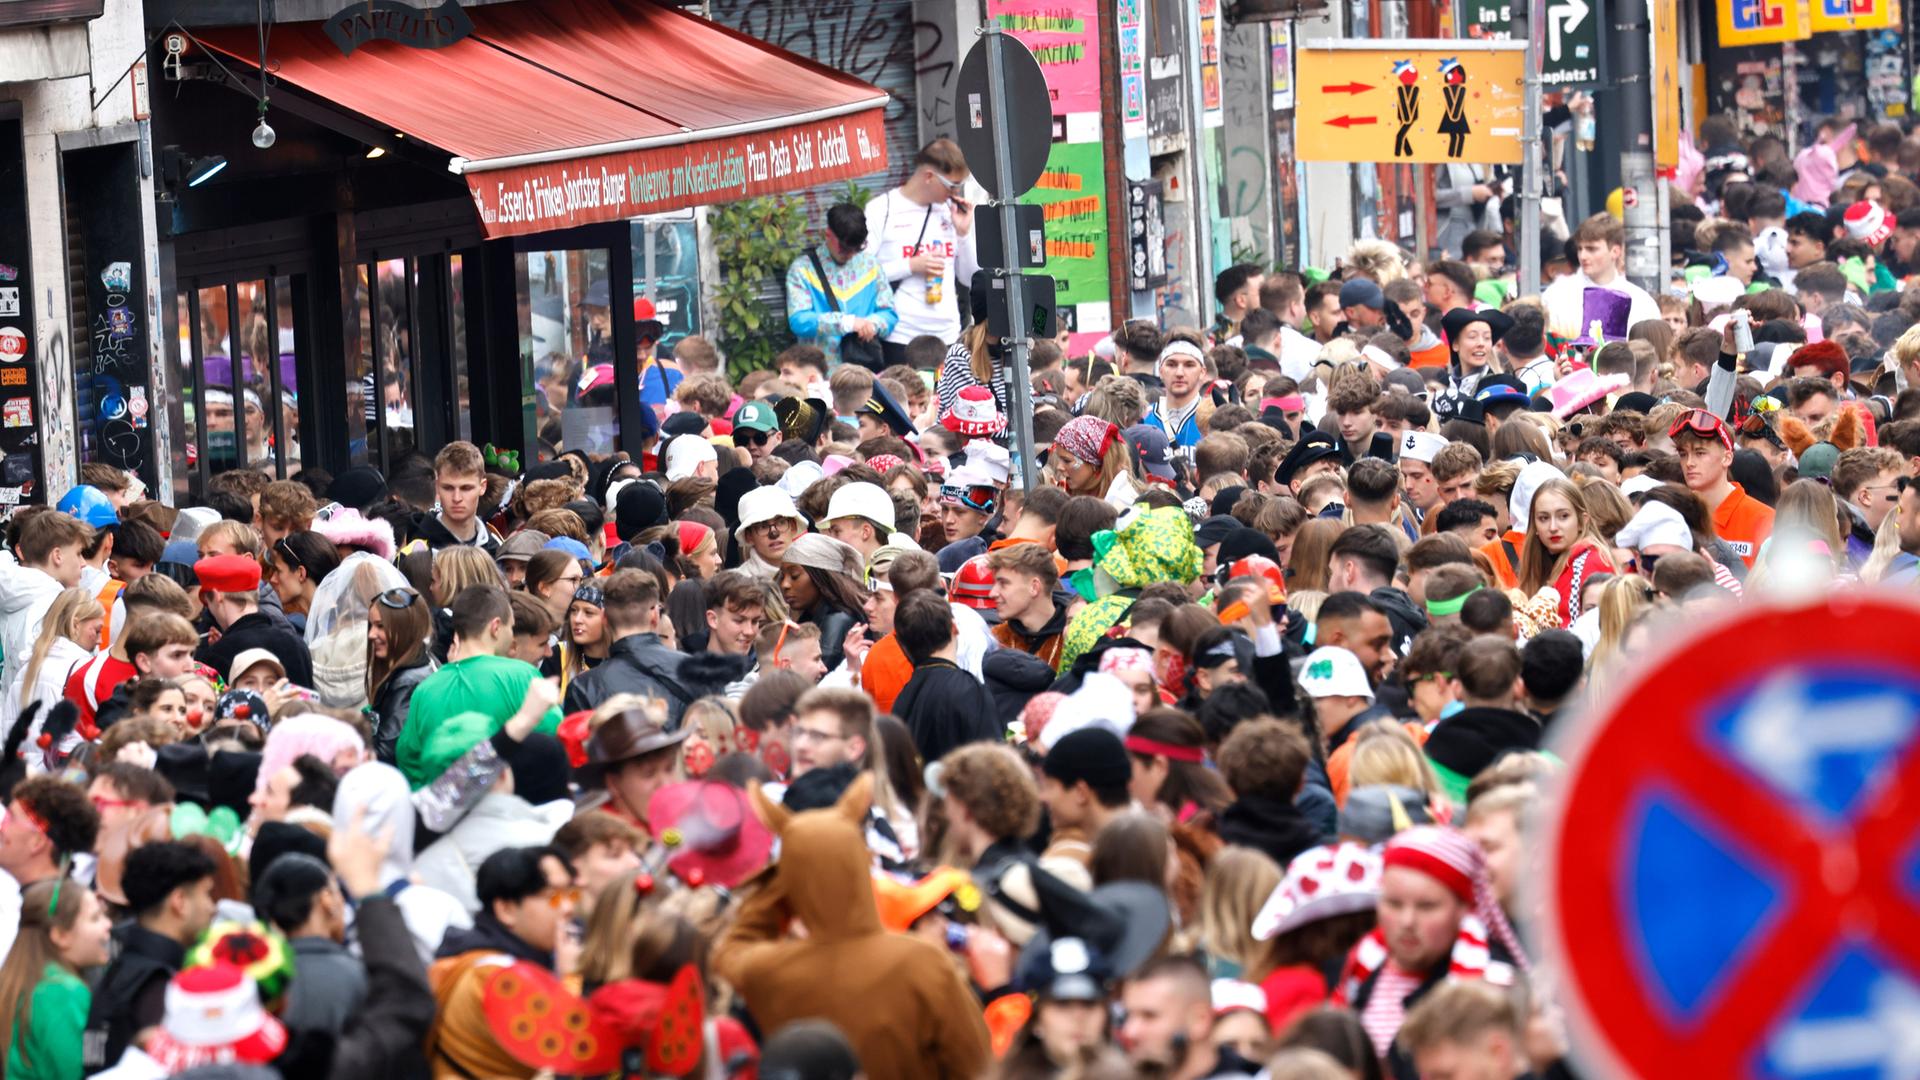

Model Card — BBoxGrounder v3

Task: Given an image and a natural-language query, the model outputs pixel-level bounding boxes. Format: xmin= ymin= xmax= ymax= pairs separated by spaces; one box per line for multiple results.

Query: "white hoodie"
xmin=0 ymin=562 xmax=66 ymax=695
xmin=332 ymin=763 xmax=472 ymax=967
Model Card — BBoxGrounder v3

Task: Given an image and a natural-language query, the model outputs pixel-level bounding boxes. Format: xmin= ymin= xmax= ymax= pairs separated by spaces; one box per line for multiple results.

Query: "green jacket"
xmin=10 ymin=963 xmax=87 ymax=1080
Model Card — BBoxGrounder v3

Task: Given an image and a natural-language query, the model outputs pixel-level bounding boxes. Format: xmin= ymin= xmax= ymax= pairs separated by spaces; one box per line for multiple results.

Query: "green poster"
xmin=1020 ymin=140 xmax=1109 ymax=310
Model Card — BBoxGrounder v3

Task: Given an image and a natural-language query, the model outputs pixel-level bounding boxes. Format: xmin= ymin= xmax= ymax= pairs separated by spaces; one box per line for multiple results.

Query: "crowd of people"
xmin=0 ymin=118 xmax=1912 ymax=1080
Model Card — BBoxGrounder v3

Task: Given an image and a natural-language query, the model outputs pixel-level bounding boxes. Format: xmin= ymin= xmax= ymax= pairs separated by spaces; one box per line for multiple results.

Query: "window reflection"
xmin=520 ymin=249 xmax=616 ymax=460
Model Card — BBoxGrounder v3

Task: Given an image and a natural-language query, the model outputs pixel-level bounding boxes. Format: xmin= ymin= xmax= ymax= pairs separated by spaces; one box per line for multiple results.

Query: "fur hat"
xmin=310 ymin=508 xmax=395 ymax=560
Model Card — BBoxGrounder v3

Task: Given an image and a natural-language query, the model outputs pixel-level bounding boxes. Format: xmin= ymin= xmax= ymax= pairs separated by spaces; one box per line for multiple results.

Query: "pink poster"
xmin=989 ymin=0 xmax=1101 ymax=116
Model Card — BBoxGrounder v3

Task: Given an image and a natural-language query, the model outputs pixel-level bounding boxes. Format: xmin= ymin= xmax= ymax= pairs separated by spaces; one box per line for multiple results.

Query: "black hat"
xmin=326 ymin=465 xmax=388 ymax=511
xmin=615 ymin=480 xmax=668 ymax=541
xmin=775 ymin=396 xmax=831 ymax=446
xmin=499 ymin=733 xmax=572 ymax=806
xmin=1275 ymin=429 xmax=1343 ymax=487
xmin=713 ymin=466 xmax=759 ymax=532
xmin=1614 ymin=391 xmax=1660 ymax=415
xmin=1042 ymin=728 xmax=1132 ymax=791
xmin=1441 ymin=306 xmax=1515 ymax=349
xmin=759 ymin=1020 xmax=863 ymax=1080
xmin=207 ymin=750 xmax=261 ymax=820
xmin=154 ymin=742 xmax=211 ymax=808
xmin=1432 ymin=388 xmax=1486 ymax=426
xmin=250 ymin=821 xmax=328 ymax=884
xmin=1194 ymin=514 xmax=1241 ymax=552
xmin=661 ymin=411 xmax=708 ymax=440
xmin=1208 ymin=485 xmax=1248 ymax=518
xmin=783 ymin=761 xmax=861 ymax=812
xmin=861 ymin=381 xmax=919 ymax=437
xmin=1010 ymin=873 xmax=1171 ymax=993
xmin=1217 ymin=526 xmax=1280 ymax=567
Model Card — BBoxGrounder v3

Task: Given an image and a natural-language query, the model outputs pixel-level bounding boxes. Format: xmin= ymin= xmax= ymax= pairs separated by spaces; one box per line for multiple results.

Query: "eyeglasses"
xmin=376 ymin=588 xmax=419 ymax=610
xmin=750 ymin=519 xmax=795 ymax=539
xmin=557 ymin=571 xmax=586 ymax=584
xmin=1627 ymin=552 xmax=1662 ymax=575
xmin=541 ymin=887 xmax=582 ymax=910
xmin=930 ymin=170 xmax=965 ymax=194
xmin=791 ymin=726 xmax=846 ymax=745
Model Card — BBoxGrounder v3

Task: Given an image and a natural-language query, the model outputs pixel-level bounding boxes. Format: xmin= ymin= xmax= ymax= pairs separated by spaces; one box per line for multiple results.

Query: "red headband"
xmin=1123 ymin=735 xmax=1205 ymax=763
xmin=1261 ymin=395 xmax=1305 ymax=412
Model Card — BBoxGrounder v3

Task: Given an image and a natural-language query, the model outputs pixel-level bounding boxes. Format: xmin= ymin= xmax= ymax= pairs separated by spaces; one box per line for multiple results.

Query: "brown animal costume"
xmin=713 ymin=775 xmax=991 ymax=1080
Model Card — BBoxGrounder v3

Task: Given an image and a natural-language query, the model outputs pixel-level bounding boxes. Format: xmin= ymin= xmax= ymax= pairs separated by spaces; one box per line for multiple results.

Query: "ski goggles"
xmin=1667 ymin=408 xmax=1732 ymax=453
xmin=939 ymin=483 xmax=997 ymax=515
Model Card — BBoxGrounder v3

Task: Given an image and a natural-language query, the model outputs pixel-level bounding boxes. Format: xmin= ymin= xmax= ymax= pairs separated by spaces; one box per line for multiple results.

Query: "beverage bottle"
xmin=926 ymin=270 xmax=944 ymax=305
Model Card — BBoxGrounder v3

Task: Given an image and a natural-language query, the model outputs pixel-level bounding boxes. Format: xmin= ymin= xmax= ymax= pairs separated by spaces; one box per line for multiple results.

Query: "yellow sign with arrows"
xmin=1295 ymin=41 xmax=1526 ymax=165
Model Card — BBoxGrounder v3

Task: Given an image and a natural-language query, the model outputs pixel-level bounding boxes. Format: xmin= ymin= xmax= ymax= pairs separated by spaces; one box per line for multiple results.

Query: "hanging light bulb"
xmin=252 ymin=117 xmax=276 ymax=149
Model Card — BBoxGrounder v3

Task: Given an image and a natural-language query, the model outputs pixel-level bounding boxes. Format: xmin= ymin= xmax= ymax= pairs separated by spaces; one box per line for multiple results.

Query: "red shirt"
xmin=65 ymin=654 xmax=137 ymax=732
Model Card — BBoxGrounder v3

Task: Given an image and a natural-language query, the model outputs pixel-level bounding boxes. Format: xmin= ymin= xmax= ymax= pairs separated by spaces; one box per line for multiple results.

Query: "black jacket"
xmin=1217 ymin=793 xmax=1324 ymax=868
xmin=85 ymin=922 xmax=185 ymax=1074
xmin=1425 ymin=705 xmax=1541 ymax=783
xmin=804 ymin=603 xmax=859 ymax=672
xmin=198 ymin=609 xmax=314 ymax=689
xmin=370 ymin=658 xmax=435 ymax=765
xmin=561 ymin=632 xmax=691 ymax=724
xmin=982 ymin=648 xmax=1055 ymax=728
xmin=436 ymin=910 xmax=555 ymax=967
xmin=895 ymin=658 xmax=999 ymax=766
xmin=414 ymin=512 xmax=501 ymax=555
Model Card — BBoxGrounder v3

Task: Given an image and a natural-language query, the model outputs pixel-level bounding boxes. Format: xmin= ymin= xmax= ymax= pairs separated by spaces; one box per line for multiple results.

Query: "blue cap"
xmin=543 ymin=535 xmax=595 ymax=567
xmin=56 ymin=485 xmax=118 ymax=528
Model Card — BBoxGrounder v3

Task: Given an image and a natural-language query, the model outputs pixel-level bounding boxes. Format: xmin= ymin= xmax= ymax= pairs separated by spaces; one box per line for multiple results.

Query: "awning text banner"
xmin=467 ymin=109 xmax=888 ymax=239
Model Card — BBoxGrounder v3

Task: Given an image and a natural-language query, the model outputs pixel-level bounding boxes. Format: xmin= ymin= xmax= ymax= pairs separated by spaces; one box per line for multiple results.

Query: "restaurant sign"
xmin=325 ymin=0 xmax=473 ymax=56
xmin=463 ymin=109 xmax=890 ymax=240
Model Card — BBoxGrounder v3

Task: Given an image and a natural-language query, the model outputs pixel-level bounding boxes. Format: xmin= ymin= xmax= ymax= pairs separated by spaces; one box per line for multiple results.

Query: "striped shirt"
xmin=936 ymin=342 xmax=1010 ymax=446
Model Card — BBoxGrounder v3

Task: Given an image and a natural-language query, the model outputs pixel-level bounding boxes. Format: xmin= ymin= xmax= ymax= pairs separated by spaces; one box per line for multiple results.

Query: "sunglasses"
xmin=940 ymin=484 xmax=997 ymax=515
xmin=376 ymin=588 xmax=419 ymax=610
xmin=740 ymin=429 xmax=776 ymax=447
xmin=541 ymin=887 xmax=582 ymax=910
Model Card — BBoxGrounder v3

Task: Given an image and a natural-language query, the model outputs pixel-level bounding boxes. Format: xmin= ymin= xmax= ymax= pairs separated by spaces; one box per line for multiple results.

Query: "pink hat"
xmin=942 ymin=385 xmax=1005 ymax=438
xmin=1845 ymin=201 xmax=1897 ymax=246
xmin=1548 ymin=367 xmax=1630 ymax=419
xmin=865 ymin=453 xmax=905 ymax=475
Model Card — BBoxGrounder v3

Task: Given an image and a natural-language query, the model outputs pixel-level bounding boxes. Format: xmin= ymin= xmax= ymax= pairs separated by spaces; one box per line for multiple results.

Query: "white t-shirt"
xmin=864 ymin=187 xmax=980 ymax=345
xmin=1278 ymin=326 xmax=1322 ymax=382
xmin=1541 ymin=271 xmax=1661 ymax=340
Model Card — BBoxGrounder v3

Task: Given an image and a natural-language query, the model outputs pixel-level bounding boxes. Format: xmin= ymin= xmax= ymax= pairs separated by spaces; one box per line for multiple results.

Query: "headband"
xmin=1425 ymin=585 xmax=1482 ymax=617
xmin=1261 ymin=394 xmax=1306 ymax=412
xmin=1097 ymin=646 xmax=1154 ymax=677
xmin=1155 ymin=340 xmax=1208 ymax=377
xmin=1361 ymin=344 xmax=1401 ymax=370
xmin=1122 ymin=735 xmax=1205 ymax=764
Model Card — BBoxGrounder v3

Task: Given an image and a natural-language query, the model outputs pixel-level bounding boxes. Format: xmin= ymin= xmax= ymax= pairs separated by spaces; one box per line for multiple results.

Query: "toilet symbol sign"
xmin=1541 ymin=593 xmax=1920 ymax=1077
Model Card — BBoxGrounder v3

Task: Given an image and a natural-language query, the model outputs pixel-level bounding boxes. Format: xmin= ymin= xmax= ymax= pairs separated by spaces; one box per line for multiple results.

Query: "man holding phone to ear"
xmin=865 ymin=138 xmax=980 ymax=365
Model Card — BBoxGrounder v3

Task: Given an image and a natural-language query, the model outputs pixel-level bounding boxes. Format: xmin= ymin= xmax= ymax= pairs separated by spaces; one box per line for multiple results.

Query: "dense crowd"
xmin=0 ymin=119 xmax=1913 ymax=1080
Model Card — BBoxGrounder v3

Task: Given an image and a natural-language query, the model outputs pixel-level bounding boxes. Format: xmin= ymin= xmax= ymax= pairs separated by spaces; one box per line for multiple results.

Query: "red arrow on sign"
xmin=1325 ymin=115 xmax=1378 ymax=128
xmin=1320 ymin=82 xmax=1374 ymax=94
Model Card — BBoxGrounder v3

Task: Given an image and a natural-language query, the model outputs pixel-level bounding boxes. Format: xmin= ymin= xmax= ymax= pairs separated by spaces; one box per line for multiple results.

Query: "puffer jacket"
xmin=371 ymin=658 xmax=436 ymax=765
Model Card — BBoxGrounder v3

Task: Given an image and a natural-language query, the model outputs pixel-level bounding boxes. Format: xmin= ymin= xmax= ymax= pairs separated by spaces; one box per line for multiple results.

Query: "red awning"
xmin=195 ymin=0 xmax=889 ymax=237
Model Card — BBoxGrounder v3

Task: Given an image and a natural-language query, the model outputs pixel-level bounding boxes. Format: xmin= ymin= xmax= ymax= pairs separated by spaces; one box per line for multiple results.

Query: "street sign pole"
xmin=982 ymin=25 xmax=1039 ymax=493
xmin=1516 ymin=0 xmax=1542 ymax=296
xmin=1616 ymin=0 xmax=1661 ymax=293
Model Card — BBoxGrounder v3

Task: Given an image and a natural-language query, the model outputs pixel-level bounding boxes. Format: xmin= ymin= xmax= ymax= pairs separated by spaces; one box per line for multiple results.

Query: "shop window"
xmin=174 ymin=271 xmax=309 ymax=497
xmin=274 ymin=276 xmax=303 ymax=468
xmin=373 ymin=257 xmax=418 ymax=464
xmin=450 ymin=254 xmax=472 ymax=443
xmin=350 ymin=263 xmax=375 ymax=466
xmin=195 ymin=284 xmax=239 ymax=477
xmin=519 ymin=248 xmax=617 ymax=460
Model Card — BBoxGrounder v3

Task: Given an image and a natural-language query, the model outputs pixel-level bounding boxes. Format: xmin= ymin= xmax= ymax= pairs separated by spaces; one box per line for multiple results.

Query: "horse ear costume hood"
xmin=1829 ymin=404 xmax=1863 ymax=451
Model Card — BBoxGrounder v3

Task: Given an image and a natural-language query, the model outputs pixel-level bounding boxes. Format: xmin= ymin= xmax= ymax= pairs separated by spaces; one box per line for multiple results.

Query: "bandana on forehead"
xmin=1054 ymin=416 xmax=1120 ymax=466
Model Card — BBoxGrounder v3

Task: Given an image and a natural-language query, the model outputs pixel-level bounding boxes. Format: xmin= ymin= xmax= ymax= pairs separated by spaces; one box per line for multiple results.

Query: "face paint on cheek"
xmin=684 ymin=742 xmax=715 ymax=778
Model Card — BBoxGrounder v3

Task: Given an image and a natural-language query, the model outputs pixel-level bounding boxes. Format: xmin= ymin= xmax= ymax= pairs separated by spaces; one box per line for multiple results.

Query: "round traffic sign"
xmin=1541 ymin=593 xmax=1920 ymax=1078
xmin=953 ymin=33 xmax=1052 ymax=201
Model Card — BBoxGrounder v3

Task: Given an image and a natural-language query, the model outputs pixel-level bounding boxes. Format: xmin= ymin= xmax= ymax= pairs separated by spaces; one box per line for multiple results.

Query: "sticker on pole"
xmin=1540 ymin=593 xmax=1920 ymax=1078
xmin=0 ymin=327 xmax=25 ymax=365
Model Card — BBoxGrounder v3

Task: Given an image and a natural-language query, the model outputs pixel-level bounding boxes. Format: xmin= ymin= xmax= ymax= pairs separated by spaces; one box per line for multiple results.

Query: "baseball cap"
xmin=664 ymin=434 xmax=718 ymax=482
xmin=1299 ymin=646 xmax=1373 ymax=700
xmin=1123 ymin=424 xmax=1176 ymax=482
xmin=1339 ymin=278 xmax=1385 ymax=311
xmin=227 ymin=648 xmax=284 ymax=685
xmin=735 ymin=400 xmax=778 ymax=434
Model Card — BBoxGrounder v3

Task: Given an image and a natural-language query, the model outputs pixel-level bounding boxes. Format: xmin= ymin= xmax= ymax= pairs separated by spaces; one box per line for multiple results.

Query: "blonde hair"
xmin=18 ymin=589 xmax=104 ymax=712
xmin=1344 ymin=239 xmax=1408 ymax=284
xmin=1198 ymin=846 xmax=1283 ymax=973
xmin=1347 ymin=722 xmax=1442 ymax=798
xmin=433 ymin=545 xmax=504 ymax=605
xmin=1572 ymin=477 xmax=1632 ymax=542
xmin=1586 ymin=575 xmax=1653 ymax=700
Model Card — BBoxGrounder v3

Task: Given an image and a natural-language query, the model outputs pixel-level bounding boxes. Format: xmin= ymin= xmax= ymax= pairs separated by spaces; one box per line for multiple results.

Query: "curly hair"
xmin=1083 ymin=374 xmax=1147 ymax=429
xmin=1216 ymin=718 xmax=1309 ymax=801
xmin=515 ymin=478 xmax=581 ymax=520
xmin=940 ymin=743 xmax=1039 ymax=842
xmin=1343 ymin=239 xmax=1408 ymax=284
